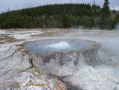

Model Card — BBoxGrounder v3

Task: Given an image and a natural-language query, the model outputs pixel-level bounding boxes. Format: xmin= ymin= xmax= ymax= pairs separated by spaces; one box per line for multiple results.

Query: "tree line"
xmin=0 ymin=2 xmax=119 ymax=29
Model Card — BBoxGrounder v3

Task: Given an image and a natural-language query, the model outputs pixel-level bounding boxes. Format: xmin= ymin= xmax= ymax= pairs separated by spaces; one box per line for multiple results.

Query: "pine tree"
xmin=102 ymin=0 xmax=110 ymax=16
xmin=100 ymin=0 xmax=110 ymax=29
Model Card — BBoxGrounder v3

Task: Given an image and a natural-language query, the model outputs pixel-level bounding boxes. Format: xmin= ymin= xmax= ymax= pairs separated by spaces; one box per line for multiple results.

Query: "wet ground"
xmin=0 ymin=28 xmax=119 ymax=90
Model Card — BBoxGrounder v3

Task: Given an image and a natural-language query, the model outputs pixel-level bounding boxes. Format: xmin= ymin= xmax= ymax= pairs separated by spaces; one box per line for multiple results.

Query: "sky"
xmin=0 ymin=0 xmax=119 ymax=13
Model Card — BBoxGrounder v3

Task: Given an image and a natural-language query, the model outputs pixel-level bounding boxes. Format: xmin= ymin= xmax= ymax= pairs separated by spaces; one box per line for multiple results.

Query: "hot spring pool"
xmin=22 ymin=39 xmax=100 ymax=71
xmin=23 ymin=39 xmax=99 ymax=55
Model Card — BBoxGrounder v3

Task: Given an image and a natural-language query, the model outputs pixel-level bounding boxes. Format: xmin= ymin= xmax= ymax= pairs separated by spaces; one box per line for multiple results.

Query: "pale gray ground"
xmin=0 ymin=29 xmax=119 ymax=90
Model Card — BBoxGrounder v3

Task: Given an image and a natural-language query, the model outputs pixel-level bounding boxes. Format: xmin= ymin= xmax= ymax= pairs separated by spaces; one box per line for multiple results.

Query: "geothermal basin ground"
xmin=0 ymin=29 xmax=119 ymax=90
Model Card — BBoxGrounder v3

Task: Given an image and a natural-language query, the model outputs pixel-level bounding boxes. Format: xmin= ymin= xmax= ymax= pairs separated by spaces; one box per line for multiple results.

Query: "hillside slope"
xmin=0 ymin=4 xmax=118 ymax=29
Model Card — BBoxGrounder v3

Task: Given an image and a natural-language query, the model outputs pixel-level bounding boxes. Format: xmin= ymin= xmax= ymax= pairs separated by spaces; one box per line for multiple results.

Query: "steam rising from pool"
xmin=47 ymin=41 xmax=71 ymax=50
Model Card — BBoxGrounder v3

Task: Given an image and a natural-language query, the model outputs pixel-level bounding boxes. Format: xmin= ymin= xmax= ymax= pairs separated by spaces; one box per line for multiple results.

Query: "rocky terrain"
xmin=0 ymin=29 xmax=119 ymax=90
